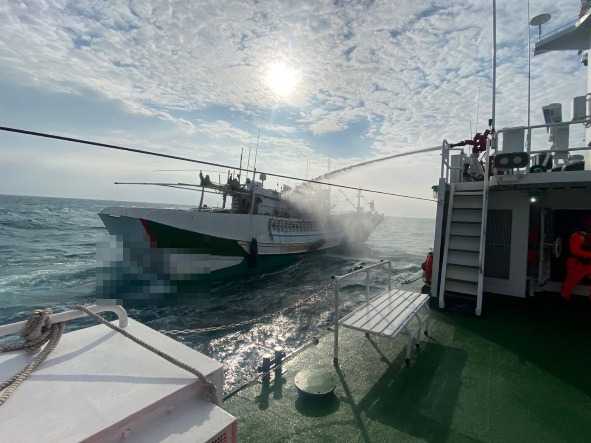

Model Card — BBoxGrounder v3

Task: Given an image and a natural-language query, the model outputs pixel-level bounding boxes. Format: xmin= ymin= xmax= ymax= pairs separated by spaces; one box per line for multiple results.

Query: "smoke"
xmin=280 ymin=174 xmax=384 ymax=246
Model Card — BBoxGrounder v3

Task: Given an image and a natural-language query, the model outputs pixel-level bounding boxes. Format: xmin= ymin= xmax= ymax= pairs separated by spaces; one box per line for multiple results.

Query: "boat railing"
xmin=331 ymin=260 xmax=392 ymax=359
xmin=0 ymin=302 xmax=128 ymax=338
xmin=439 ymin=118 xmax=591 ymax=186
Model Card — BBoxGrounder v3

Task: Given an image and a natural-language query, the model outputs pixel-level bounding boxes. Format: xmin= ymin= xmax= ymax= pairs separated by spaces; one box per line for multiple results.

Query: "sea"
xmin=0 ymin=193 xmax=434 ymax=391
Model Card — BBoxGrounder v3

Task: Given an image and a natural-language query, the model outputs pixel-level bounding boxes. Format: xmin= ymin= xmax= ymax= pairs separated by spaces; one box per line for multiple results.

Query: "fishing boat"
xmin=99 ymin=169 xmax=384 ymax=277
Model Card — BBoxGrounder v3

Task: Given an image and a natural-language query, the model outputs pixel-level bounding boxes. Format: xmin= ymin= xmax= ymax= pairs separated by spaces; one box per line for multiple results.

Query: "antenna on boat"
xmin=527 ymin=0 xmax=532 ymax=152
xmin=253 ymin=129 xmax=260 ymax=181
xmin=475 ymin=79 xmax=481 ymax=132
xmin=530 ymin=12 xmax=551 ymax=39
xmin=246 ymin=147 xmax=252 ymax=173
xmin=528 ymin=12 xmax=551 ymax=152
xmin=238 ymin=147 xmax=244 ymax=183
xmin=491 ymin=0 xmax=497 ymax=131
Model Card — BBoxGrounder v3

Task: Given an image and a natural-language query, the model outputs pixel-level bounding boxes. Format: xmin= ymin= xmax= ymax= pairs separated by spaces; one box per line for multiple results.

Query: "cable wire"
xmin=0 ymin=126 xmax=436 ymax=202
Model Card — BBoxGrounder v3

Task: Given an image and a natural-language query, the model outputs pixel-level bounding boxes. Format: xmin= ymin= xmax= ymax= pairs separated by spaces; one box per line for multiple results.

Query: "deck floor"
xmin=224 ymin=295 xmax=591 ymax=442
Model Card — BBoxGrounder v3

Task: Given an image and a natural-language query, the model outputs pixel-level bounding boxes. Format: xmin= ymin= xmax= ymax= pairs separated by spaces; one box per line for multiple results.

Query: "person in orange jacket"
xmin=561 ymin=229 xmax=591 ymax=301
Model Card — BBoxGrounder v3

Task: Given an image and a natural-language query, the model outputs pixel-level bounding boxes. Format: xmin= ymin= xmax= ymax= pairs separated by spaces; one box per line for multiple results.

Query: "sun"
xmin=265 ymin=61 xmax=300 ymax=99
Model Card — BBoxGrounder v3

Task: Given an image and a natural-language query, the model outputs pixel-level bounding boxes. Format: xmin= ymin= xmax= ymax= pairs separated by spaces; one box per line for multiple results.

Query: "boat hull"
xmin=99 ymin=207 xmax=344 ymax=277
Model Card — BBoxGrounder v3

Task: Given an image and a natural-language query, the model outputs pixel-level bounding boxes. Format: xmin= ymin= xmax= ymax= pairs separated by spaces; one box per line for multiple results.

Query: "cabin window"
xmin=485 ymin=209 xmax=512 ymax=279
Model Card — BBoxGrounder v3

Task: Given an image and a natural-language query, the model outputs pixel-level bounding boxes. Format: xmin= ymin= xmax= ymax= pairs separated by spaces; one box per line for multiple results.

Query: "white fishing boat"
xmin=99 ymin=171 xmax=384 ymax=277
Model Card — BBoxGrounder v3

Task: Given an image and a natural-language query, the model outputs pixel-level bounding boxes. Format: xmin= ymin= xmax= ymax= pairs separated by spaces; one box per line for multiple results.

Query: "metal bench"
xmin=332 ymin=261 xmax=431 ymax=364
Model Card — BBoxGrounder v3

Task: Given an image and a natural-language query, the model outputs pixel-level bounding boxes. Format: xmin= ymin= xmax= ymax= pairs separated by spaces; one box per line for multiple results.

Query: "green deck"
xmin=225 ymin=296 xmax=591 ymax=442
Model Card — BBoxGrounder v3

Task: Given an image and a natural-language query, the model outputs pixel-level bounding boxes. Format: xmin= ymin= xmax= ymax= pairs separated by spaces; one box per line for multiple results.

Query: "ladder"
xmin=438 ymin=183 xmax=487 ymax=315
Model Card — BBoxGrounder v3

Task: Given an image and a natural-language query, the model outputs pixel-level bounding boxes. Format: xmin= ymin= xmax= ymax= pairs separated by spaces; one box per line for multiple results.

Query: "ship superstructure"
xmin=430 ymin=5 xmax=591 ymax=314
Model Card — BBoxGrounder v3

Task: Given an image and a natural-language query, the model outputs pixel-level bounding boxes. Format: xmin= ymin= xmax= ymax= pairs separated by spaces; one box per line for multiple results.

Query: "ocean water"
xmin=0 ymin=194 xmax=434 ymax=390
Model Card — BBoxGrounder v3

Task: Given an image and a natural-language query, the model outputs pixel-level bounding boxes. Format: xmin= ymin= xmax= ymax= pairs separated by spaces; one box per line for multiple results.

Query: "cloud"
xmin=0 ymin=0 xmax=587 ymax=214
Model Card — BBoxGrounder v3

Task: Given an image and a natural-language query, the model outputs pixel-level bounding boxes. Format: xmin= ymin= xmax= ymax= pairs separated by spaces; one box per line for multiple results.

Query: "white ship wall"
xmin=587 ymin=39 xmax=591 ymax=169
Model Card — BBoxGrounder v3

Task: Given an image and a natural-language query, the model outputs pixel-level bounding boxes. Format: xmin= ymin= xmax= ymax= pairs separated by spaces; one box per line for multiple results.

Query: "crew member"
xmin=561 ymin=228 xmax=591 ymax=301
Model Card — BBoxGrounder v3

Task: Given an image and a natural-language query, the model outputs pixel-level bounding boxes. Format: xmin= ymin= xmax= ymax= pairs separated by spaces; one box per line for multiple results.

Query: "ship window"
xmin=485 ymin=209 xmax=512 ymax=279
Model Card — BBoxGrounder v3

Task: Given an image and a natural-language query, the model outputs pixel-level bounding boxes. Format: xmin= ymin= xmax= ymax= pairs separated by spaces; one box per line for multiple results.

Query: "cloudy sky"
xmin=0 ymin=0 xmax=586 ymax=217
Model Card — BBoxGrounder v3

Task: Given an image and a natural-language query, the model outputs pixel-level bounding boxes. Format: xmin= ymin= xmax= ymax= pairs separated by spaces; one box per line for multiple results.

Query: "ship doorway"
xmin=532 ymin=208 xmax=591 ymax=296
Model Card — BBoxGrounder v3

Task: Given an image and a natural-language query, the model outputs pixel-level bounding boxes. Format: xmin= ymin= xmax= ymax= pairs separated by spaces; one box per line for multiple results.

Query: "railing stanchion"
xmin=440 ymin=142 xmax=446 ymax=180
xmin=365 ymin=270 xmax=370 ymax=303
xmin=333 ymin=276 xmax=340 ymax=364
xmin=332 ymin=261 xmax=393 ymax=364
xmin=475 ymin=134 xmax=493 ymax=317
xmin=388 ymin=261 xmax=392 ymax=293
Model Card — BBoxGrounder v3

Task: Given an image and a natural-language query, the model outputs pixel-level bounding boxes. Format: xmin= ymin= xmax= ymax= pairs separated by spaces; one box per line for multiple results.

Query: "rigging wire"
xmin=0 ymin=125 xmax=436 ymax=202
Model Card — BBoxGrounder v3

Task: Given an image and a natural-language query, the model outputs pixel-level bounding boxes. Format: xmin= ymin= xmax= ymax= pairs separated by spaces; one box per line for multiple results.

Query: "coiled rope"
xmin=0 ymin=309 xmax=64 ymax=406
xmin=73 ymin=305 xmax=219 ymax=405
xmin=0 ymin=306 xmax=219 ymax=407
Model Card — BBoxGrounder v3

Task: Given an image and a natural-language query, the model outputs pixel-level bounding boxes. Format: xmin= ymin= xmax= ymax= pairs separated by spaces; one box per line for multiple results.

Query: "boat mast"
xmin=527 ymin=0 xmax=531 ymax=152
xmin=238 ymin=147 xmax=244 ymax=184
xmin=252 ymin=129 xmax=260 ymax=182
xmin=491 ymin=0 xmax=497 ymax=131
xmin=199 ymin=180 xmax=205 ymax=209
xmin=246 ymin=147 xmax=252 ymax=174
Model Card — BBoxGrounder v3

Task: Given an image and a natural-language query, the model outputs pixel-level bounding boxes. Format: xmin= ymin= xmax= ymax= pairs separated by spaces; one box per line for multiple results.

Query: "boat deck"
xmin=225 ymin=295 xmax=591 ymax=442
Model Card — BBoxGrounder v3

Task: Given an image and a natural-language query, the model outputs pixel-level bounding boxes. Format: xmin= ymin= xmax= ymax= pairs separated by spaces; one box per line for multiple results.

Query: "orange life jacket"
xmin=570 ymin=231 xmax=591 ymax=263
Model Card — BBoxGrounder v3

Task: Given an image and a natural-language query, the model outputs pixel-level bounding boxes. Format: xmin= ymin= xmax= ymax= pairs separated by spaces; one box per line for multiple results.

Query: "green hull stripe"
xmin=141 ymin=219 xmax=247 ymax=257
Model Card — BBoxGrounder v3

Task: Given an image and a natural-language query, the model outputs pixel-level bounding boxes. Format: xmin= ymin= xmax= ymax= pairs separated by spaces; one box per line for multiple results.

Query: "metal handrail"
xmin=529 ymin=145 xmax=591 ymax=155
xmin=0 ymin=303 xmax=128 ymax=338
xmin=332 ymin=260 xmax=392 ymax=363
xmin=439 ymin=135 xmax=591 ymax=186
xmin=475 ymin=136 xmax=493 ymax=317
xmin=496 ymin=118 xmax=589 ymax=135
xmin=332 ymin=260 xmax=392 ymax=282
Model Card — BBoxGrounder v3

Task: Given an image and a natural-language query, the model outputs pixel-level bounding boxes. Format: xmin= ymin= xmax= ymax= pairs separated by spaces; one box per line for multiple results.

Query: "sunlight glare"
xmin=266 ymin=61 xmax=300 ymax=99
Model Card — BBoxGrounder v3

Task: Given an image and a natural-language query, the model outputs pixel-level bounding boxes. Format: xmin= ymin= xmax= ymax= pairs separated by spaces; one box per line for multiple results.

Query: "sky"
xmin=0 ymin=0 xmax=586 ymax=217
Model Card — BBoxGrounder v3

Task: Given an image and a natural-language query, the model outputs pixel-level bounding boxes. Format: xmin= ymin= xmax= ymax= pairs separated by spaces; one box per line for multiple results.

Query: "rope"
xmin=161 ymin=286 xmax=327 ymax=336
xmin=0 ymin=309 xmax=64 ymax=407
xmin=400 ymin=274 xmax=424 ymax=284
xmin=73 ymin=305 xmax=220 ymax=405
xmin=161 ymin=270 xmax=420 ymax=337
